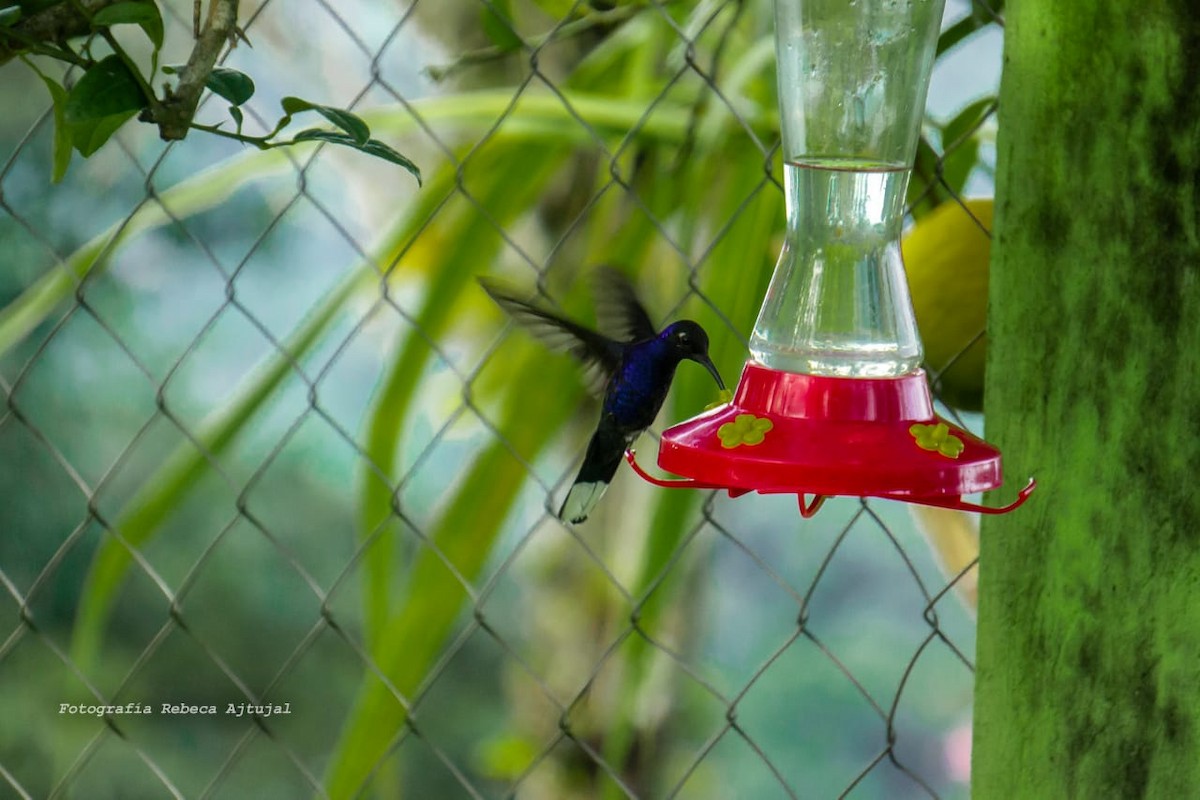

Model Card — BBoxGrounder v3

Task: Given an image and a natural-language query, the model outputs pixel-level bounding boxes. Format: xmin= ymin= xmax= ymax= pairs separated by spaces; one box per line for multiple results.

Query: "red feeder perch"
xmin=628 ymin=364 xmax=1035 ymax=516
xmin=631 ymin=0 xmax=1034 ymax=517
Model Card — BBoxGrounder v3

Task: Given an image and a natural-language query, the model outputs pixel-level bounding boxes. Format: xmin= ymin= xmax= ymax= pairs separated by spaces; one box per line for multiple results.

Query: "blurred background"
xmin=0 ymin=0 xmax=1002 ymax=796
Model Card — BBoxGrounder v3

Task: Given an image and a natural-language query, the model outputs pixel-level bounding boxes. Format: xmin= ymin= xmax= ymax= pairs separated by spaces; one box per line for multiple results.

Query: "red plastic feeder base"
xmin=635 ymin=362 xmax=1034 ymax=515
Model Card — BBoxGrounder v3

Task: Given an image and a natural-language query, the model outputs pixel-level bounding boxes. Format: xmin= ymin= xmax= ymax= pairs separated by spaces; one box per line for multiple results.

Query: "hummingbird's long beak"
xmin=694 ymin=354 xmax=726 ymax=391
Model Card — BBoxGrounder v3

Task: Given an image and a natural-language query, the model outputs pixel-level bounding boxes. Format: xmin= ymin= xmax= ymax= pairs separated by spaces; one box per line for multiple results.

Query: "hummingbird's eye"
xmin=676 ymin=330 xmax=690 ymax=344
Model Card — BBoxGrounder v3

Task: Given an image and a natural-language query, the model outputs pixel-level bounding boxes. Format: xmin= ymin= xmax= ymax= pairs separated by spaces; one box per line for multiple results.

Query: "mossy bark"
xmin=974 ymin=1 xmax=1200 ymax=796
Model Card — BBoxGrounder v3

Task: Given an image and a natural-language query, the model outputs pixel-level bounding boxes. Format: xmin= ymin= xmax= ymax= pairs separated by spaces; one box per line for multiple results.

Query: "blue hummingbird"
xmin=480 ymin=268 xmax=726 ymax=523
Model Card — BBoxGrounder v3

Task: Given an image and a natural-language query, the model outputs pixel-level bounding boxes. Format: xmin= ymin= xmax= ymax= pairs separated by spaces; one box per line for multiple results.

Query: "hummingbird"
xmin=480 ymin=268 xmax=726 ymax=524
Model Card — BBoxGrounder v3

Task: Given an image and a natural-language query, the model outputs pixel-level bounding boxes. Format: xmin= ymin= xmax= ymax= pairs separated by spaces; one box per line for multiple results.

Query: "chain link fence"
xmin=0 ymin=0 xmax=1000 ymax=796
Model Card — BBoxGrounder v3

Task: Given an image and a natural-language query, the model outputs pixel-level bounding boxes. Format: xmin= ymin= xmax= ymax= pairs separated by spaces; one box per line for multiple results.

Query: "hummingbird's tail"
xmin=558 ymin=425 xmax=627 ymax=524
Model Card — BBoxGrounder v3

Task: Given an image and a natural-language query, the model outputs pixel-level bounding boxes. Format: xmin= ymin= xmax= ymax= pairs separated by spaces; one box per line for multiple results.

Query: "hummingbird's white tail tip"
xmin=559 ymin=480 xmax=609 ymax=524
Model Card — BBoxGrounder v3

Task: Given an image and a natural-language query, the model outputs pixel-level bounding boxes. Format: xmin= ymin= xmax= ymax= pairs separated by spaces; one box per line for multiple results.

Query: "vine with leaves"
xmin=0 ymin=0 xmax=421 ymax=182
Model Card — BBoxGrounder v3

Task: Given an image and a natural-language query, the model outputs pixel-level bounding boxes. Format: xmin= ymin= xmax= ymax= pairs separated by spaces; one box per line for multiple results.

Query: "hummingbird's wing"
xmin=480 ymin=278 xmax=622 ymax=396
xmin=591 ymin=266 xmax=658 ymax=343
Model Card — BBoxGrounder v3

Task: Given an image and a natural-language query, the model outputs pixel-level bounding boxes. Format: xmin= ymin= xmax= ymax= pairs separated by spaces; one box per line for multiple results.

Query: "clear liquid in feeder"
xmin=749 ymin=158 xmax=921 ymax=378
xmin=749 ymin=0 xmax=944 ymax=379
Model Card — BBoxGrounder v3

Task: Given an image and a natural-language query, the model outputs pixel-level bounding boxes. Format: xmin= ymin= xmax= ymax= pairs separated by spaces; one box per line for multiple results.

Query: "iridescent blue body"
xmin=606 ymin=334 xmax=683 ymax=432
xmin=480 ymin=270 xmax=725 ymax=523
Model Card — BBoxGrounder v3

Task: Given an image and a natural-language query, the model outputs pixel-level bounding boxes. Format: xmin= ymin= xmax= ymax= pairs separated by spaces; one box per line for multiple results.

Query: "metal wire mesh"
xmin=0 ymin=0 xmax=1000 ymax=797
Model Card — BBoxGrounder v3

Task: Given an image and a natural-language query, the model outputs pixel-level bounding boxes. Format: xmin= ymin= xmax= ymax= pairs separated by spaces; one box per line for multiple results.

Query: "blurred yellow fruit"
xmin=903 ymin=197 xmax=993 ymax=412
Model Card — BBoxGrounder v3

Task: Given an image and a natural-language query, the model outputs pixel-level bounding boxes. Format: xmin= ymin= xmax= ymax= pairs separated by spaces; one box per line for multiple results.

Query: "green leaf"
xmin=28 ymin=64 xmax=73 ymax=181
xmin=228 ymin=104 xmax=243 ymax=133
xmin=0 ymin=5 xmax=21 ymax=26
xmin=206 ymin=66 xmax=255 ymax=106
xmin=480 ymin=0 xmax=522 ymax=52
xmin=280 ymin=97 xmax=370 ymax=144
xmin=359 ymin=140 xmax=421 ymax=180
xmin=936 ymin=14 xmax=982 ymax=57
xmin=291 ymin=129 xmax=421 ymax=183
xmin=71 ymin=111 xmax=137 ymax=157
xmin=936 ymin=1 xmax=1003 ymax=57
xmin=942 ymin=95 xmax=997 ymax=147
xmin=23 ymin=60 xmax=70 ymax=167
xmin=64 ymin=55 xmax=146 ymax=122
xmin=290 ymin=128 xmax=354 ymax=144
xmin=366 ymin=139 xmax=418 ymax=181
xmin=940 ymin=138 xmax=981 ymax=197
xmin=164 ymin=64 xmax=255 ymax=106
xmin=91 ymin=1 xmax=163 ymax=50
xmin=64 ymin=55 xmax=146 ymax=156
xmin=931 ymin=96 xmax=995 ymax=196
xmin=278 ymin=96 xmax=309 ymax=114
xmin=908 ymin=135 xmax=951 ymax=220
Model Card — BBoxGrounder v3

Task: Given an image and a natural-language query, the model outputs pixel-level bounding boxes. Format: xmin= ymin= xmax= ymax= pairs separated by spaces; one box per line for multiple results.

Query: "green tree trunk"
xmin=973 ymin=1 xmax=1200 ymax=796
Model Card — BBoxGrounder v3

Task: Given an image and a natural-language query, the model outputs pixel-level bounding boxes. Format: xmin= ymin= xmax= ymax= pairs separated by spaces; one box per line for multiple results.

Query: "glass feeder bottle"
xmin=749 ymin=0 xmax=947 ymax=378
xmin=638 ymin=0 xmax=1034 ymax=517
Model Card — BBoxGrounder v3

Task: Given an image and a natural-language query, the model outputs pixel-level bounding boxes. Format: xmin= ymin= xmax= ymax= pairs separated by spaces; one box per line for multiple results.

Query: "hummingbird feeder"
xmin=630 ymin=0 xmax=1034 ymax=516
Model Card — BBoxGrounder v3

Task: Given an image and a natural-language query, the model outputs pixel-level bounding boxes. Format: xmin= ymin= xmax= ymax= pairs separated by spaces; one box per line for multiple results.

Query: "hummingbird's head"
xmin=662 ymin=321 xmax=726 ymax=391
